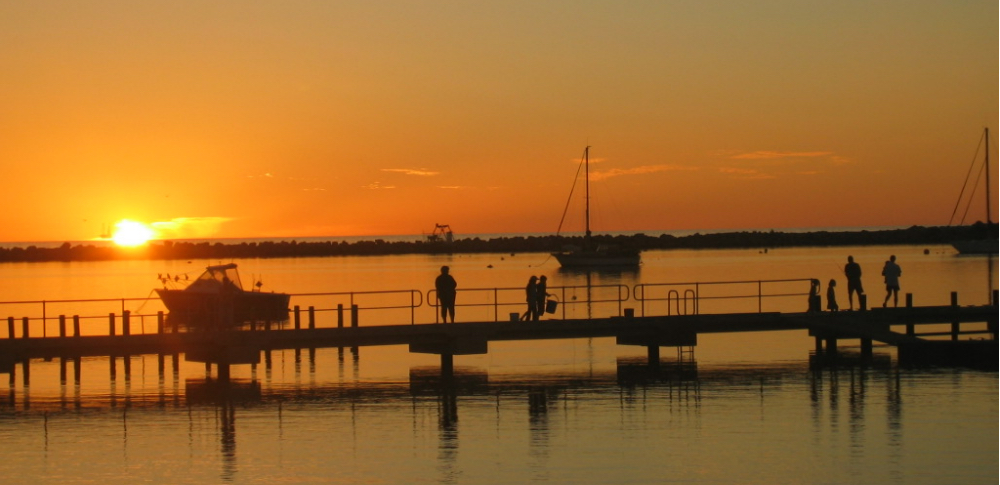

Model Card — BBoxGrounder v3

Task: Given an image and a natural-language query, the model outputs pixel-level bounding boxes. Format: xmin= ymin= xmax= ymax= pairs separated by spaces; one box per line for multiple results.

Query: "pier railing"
xmin=0 ymin=289 xmax=427 ymax=337
xmin=287 ymin=290 xmax=424 ymax=327
xmin=633 ymin=278 xmax=816 ymax=316
xmin=429 ymin=284 xmax=630 ymax=323
xmin=2 ymin=280 xmax=815 ymax=338
xmin=0 ymin=283 xmax=636 ymax=337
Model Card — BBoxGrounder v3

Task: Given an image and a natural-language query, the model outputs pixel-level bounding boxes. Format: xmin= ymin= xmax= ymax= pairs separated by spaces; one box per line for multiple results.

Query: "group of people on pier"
xmin=815 ymin=255 xmax=903 ymax=312
xmin=437 ymin=254 xmax=905 ymax=323
xmin=434 ymin=265 xmax=556 ymax=323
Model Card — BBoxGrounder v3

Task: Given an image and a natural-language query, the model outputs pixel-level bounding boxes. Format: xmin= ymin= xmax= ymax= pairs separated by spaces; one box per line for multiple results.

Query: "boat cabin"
xmin=186 ymin=263 xmax=244 ymax=293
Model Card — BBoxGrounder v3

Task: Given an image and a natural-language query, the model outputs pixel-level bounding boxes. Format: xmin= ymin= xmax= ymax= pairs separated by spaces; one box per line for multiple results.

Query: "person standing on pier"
xmin=826 ymin=279 xmax=839 ymax=312
xmin=844 ymin=255 xmax=864 ymax=310
xmin=534 ymin=275 xmax=551 ymax=321
xmin=521 ymin=276 xmax=538 ymax=321
xmin=881 ymin=255 xmax=902 ymax=308
xmin=435 ymin=266 xmax=458 ymax=323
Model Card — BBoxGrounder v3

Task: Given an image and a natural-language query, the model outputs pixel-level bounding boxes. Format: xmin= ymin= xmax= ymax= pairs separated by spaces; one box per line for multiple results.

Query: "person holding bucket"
xmin=521 ymin=276 xmax=538 ymax=321
xmin=534 ymin=275 xmax=552 ymax=320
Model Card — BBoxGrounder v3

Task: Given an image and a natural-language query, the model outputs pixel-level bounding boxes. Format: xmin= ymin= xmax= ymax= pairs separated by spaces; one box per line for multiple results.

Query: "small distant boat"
xmin=949 ymin=127 xmax=998 ymax=254
xmin=156 ymin=263 xmax=290 ymax=325
xmin=552 ymin=147 xmax=641 ymax=268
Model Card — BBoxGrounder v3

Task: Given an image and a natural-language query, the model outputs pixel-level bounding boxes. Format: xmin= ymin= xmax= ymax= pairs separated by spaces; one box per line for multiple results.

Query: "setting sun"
xmin=111 ymin=219 xmax=156 ymax=246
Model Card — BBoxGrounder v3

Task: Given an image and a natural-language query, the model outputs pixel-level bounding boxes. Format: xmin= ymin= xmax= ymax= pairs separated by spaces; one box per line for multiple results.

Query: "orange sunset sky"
xmin=1 ymin=1 xmax=997 ymax=243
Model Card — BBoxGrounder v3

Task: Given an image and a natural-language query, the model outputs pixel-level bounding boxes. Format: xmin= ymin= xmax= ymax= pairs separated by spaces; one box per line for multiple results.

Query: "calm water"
xmin=0 ymin=244 xmax=996 ymax=484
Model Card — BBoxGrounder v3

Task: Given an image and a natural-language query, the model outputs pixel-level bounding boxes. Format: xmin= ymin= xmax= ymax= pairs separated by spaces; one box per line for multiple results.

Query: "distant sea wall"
xmin=0 ymin=224 xmax=994 ymax=263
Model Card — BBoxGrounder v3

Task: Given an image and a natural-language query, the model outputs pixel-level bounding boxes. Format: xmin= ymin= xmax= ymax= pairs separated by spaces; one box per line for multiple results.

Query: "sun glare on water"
xmin=112 ymin=219 xmax=157 ymax=246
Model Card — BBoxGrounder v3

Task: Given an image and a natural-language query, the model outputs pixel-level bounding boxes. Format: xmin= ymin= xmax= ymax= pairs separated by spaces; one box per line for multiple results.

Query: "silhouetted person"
xmin=844 ymin=255 xmax=864 ymax=310
xmin=534 ymin=275 xmax=551 ymax=320
xmin=881 ymin=255 xmax=901 ymax=308
xmin=826 ymin=279 xmax=839 ymax=312
xmin=808 ymin=279 xmax=821 ymax=312
xmin=435 ymin=266 xmax=457 ymax=323
xmin=521 ymin=276 xmax=538 ymax=321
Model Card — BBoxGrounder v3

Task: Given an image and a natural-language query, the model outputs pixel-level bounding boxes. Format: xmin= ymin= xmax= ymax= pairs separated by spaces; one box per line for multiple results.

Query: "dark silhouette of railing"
xmin=633 ymin=278 xmax=815 ymax=316
xmin=427 ymin=284 xmax=630 ymax=323
xmin=0 ymin=278 xmax=828 ymax=338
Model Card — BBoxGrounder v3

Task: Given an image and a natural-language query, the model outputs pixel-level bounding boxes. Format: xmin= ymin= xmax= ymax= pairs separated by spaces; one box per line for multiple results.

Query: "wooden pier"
xmin=1 ymin=293 xmax=995 ymax=375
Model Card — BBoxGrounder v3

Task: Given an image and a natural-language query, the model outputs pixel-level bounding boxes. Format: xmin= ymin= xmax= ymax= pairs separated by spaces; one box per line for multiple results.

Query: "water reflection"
xmin=0 ymin=348 xmax=993 ymax=484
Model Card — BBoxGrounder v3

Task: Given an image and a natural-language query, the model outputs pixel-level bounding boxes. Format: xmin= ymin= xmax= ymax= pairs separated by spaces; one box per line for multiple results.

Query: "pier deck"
xmin=1 ymin=303 xmax=995 ymax=371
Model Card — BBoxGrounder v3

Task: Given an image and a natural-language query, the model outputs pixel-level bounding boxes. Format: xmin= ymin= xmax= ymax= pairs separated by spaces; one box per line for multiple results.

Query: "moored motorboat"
xmin=156 ymin=263 xmax=290 ymax=325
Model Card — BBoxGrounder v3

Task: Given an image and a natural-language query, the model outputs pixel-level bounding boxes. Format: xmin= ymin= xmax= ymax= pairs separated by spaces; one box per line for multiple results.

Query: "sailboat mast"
xmin=584 ymin=146 xmax=592 ymax=239
xmin=986 ymin=128 xmax=992 ymax=224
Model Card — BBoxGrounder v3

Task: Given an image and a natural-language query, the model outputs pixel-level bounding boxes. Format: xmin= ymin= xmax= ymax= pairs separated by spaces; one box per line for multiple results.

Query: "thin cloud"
xmin=719 ymin=150 xmax=852 ymax=178
xmin=590 ymin=164 xmax=699 ymax=181
xmin=717 ymin=167 xmax=777 ymax=180
xmin=362 ymin=182 xmax=396 ymax=190
xmin=151 ymin=217 xmax=234 ymax=238
xmin=380 ymin=168 xmax=440 ymax=176
xmin=730 ymin=151 xmax=833 ymax=160
xmin=246 ymin=172 xmax=275 ymax=179
xmin=718 ymin=167 xmax=758 ymax=175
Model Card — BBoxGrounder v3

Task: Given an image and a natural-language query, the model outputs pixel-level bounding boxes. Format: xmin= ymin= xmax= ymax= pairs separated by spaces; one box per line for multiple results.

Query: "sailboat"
xmin=552 ymin=146 xmax=641 ymax=267
xmin=950 ymin=128 xmax=998 ymax=254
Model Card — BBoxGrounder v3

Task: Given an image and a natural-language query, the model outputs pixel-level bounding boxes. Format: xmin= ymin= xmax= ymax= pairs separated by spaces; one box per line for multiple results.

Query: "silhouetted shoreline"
xmin=0 ymin=224 xmax=994 ymax=263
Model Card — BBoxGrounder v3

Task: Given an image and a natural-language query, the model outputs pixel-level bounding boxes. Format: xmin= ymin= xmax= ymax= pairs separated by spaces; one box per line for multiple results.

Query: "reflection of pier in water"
xmin=0 ymin=342 xmax=936 ymax=479
xmin=1 ymin=350 xmax=912 ymax=483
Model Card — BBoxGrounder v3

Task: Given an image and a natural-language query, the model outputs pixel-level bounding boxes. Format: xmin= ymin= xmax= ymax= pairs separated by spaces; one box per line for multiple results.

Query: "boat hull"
xmin=156 ymin=289 xmax=290 ymax=325
xmin=951 ymin=239 xmax=998 ymax=254
xmin=553 ymin=250 xmax=641 ymax=267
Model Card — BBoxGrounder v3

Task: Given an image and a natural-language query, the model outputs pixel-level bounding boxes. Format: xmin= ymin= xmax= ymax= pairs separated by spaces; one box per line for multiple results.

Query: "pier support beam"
xmin=991 ymin=290 xmax=999 ymax=339
xmin=861 ymin=338 xmax=873 ymax=359
xmin=647 ymin=345 xmax=660 ymax=367
xmin=440 ymin=354 xmax=454 ymax=378
xmin=824 ymin=337 xmax=838 ymax=356
xmin=410 ymin=337 xmax=487 ymax=378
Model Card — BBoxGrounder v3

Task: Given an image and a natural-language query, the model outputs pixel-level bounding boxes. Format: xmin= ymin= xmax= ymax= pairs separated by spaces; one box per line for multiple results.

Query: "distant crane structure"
xmin=426 ymin=224 xmax=454 ymax=244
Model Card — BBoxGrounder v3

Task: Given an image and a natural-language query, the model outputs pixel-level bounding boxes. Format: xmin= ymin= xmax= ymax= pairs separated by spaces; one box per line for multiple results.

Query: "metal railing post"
xmin=758 ymin=281 xmax=763 ymax=313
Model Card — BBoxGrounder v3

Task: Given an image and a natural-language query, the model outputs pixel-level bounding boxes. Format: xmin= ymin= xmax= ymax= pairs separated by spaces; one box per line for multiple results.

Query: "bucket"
xmin=545 ymin=299 xmax=558 ymax=314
